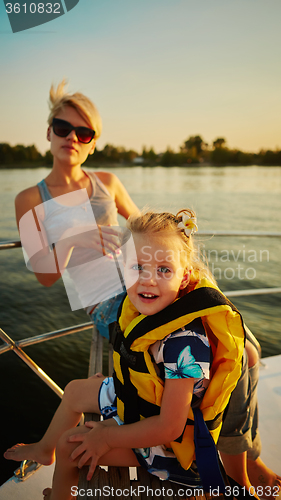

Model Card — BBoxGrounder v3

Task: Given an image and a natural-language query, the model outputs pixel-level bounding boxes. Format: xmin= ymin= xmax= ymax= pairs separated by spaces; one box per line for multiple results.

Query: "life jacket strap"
xmin=113 ymin=371 xmax=161 ymax=423
xmin=193 ymin=407 xmax=226 ymax=493
xmin=110 ymin=322 xmax=149 ymax=372
xmin=174 ymin=410 xmax=224 ymax=444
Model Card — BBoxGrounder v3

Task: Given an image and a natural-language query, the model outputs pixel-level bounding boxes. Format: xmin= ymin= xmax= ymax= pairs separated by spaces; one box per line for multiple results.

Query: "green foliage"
xmin=160 ymin=147 xmax=198 ymax=166
xmin=44 ymin=150 xmax=53 ymax=165
xmin=211 ymin=147 xmax=232 ymax=165
xmin=86 ymin=144 xmax=138 ymax=164
xmin=259 ymin=149 xmax=281 ymax=166
xmin=142 ymin=147 xmax=157 ymax=163
xmin=1 ymin=137 xmax=281 ymax=168
xmin=211 ymin=138 xmax=254 ymax=165
xmin=0 ymin=143 xmax=14 ymax=164
xmin=160 ymin=148 xmax=177 ymax=166
xmin=182 ymin=135 xmax=205 ymax=158
xmin=0 ymin=142 xmax=43 ymax=166
xmin=213 ymin=138 xmax=226 ymax=149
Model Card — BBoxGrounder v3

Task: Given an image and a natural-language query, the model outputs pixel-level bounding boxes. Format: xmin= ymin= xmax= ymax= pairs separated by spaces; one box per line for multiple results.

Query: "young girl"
xmin=2 ymin=209 xmax=258 ymax=499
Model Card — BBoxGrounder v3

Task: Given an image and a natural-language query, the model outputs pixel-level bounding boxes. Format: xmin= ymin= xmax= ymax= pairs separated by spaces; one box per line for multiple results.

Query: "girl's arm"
xmin=69 ymin=377 xmax=194 ymax=480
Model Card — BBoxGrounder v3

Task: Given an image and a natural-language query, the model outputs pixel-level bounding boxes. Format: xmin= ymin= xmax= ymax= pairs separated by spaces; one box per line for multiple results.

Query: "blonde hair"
xmin=47 ymin=79 xmax=102 ymax=139
xmin=126 ymin=208 xmax=216 ymax=293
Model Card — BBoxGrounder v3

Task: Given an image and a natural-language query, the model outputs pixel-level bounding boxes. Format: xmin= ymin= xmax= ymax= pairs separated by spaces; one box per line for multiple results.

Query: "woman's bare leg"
xmin=247 ymin=457 xmax=281 ymax=500
xmin=220 ymin=451 xmax=255 ymax=495
xmin=220 ymin=344 xmax=259 ymax=496
xmin=245 ymin=343 xmax=281 ymax=498
xmin=4 ymin=373 xmax=105 ymax=465
xmin=221 ymin=343 xmax=280 ymax=499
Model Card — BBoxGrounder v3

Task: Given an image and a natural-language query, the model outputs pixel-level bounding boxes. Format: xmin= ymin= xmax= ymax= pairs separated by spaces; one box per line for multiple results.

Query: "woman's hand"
xmin=68 ymin=421 xmax=111 ymax=481
xmin=63 ymin=224 xmax=122 ymax=257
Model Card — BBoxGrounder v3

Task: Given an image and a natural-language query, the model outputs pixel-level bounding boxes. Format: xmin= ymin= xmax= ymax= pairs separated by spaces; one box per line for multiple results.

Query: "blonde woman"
xmin=15 ymin=80 xmax=139 ymax=334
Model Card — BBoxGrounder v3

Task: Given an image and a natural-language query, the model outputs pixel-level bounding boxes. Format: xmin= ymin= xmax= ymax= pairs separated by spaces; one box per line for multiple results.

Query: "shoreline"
xmin=1 ymin=162 xmax=281 ymax=169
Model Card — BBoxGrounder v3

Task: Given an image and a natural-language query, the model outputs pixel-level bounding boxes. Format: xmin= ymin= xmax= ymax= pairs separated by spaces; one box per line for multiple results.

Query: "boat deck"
xmin=257 ymin=355 xmax=281 ymax=473
xmin=1 ymin=353 xmax=280 ymax=499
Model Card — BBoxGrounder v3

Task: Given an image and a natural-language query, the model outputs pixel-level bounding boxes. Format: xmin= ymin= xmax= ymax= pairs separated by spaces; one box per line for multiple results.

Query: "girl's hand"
xmin=68 ymin=421 xmax=111 ymax=481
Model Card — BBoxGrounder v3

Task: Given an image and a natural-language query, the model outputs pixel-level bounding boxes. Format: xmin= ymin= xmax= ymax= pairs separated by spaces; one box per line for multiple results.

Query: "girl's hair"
xmin=126 ymin=208 xmax=216 ymax=293
xmin=47 ymin=79 xmax=102 ymax=139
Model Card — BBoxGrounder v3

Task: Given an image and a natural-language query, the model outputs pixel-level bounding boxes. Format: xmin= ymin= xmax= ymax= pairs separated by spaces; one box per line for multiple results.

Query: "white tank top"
xmin=37 ymin=172 xmax=124 ymax=311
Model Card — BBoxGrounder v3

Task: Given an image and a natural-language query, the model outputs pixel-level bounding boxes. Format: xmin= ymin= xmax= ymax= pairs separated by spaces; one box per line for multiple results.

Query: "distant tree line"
xmin=0 ymin=143 xmax=46 ymax=166
xmin=1 ymin=135 xmax=281 ymax=167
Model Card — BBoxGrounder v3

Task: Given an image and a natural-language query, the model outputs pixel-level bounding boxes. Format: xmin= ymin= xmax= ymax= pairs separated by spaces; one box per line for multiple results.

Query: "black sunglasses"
xmin=52 ymin=118 xmax=95 ymax=144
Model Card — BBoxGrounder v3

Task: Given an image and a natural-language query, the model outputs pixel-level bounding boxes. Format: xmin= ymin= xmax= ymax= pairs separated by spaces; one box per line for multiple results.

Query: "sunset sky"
xmin=0 ymin=0 xmax=280 ymax=155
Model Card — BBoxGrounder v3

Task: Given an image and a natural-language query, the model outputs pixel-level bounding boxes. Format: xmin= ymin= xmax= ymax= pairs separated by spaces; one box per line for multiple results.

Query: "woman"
xmin=15 ymin=80 xmax=139 ymax=332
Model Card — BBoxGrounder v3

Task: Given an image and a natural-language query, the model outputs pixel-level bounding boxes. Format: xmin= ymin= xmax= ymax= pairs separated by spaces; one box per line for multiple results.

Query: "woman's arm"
xmin=15 ymin=186 xmax=120 ymax=287
xmin=95 ymin=172 xmax=140 ymax=219
xmin=69 ymin=377 xmax=194 ymax=479
xmin=15 ymin=186 xmax=63 ymax=286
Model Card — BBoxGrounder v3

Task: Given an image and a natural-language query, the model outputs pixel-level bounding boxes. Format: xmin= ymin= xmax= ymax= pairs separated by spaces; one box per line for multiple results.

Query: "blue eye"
xmin=132 ymin=264 xmax=142 ymax=271
xmin=158 ymin=266 xmax=171 ymax=274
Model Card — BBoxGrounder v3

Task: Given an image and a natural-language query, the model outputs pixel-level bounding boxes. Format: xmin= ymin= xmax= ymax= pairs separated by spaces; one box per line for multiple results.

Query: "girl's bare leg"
xmin=44 ymin=422 xmax=139 ymax=500
xmin=4 ymin=373 xmax=105 ymax=465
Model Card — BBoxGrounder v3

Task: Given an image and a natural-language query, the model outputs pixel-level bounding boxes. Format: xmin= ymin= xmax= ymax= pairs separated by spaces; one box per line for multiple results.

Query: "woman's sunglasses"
xmin=52 ymin=118 xmax=96 ymax=144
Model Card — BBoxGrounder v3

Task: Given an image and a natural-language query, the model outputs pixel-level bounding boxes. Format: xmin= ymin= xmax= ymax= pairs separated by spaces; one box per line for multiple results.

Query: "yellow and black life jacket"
xmin=110 ymin=278 xmax=245 ymax=471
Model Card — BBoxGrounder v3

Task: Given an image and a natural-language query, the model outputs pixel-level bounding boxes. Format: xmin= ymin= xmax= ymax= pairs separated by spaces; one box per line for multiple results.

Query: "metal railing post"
xmin=0 ymin=328 xmax=63 ymax=398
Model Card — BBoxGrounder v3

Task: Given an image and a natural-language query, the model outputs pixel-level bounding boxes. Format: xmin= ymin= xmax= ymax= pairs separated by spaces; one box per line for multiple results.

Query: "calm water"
xmin=0 ymin=165 xmax=281 ymax=483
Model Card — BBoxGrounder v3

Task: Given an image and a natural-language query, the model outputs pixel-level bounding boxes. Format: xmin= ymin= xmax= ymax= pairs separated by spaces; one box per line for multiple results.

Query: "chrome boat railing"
xmin=0 ymin=323 xmax=93 ymax=398
xmin=0 ymin=239 xmax=93 ymax=398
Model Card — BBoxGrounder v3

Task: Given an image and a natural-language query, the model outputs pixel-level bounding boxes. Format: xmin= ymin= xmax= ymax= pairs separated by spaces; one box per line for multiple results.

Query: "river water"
xmin=0 ymin=165 xmax=280 ymax=484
